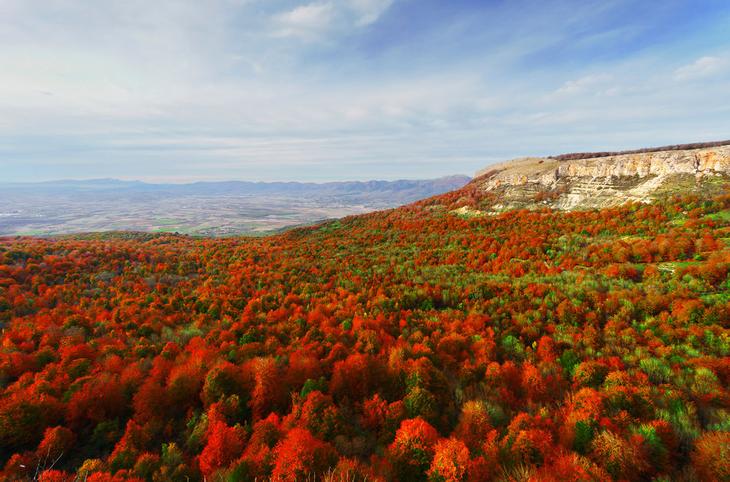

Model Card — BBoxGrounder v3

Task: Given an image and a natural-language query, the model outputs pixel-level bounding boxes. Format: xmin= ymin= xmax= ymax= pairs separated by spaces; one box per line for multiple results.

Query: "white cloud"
xmin=272 ymin=2 xmax=335 ymax=39
xmin=271 ymin=0 xmax=393 ymax=40
xmin=347 ymin=0 xmax=394 ymax=26
xmin=673 ymin=56 xmax=728 ymax=81
xmin=553 ymin=74 xmax=613 ymax=96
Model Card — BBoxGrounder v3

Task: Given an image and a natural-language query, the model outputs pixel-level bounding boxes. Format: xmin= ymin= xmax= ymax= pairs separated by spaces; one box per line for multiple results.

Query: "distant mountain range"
xmin=1 ymin=176 xmax=470 ymax=199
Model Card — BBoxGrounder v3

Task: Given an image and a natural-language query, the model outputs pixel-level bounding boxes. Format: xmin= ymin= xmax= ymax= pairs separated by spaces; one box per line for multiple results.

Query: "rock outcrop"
xmin=472 ymin=143 xmax=730 ymax=212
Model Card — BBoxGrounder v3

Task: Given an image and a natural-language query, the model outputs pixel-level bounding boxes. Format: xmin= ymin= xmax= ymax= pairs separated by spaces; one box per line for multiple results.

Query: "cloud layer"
xmin=1 ymin=0 xmax=730 ymax=182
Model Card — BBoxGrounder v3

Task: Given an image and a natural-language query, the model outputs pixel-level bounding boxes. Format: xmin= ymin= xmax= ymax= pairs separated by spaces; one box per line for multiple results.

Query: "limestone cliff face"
xmin=472 ymin=145 xmax=730 ymax=212
xmin=556 ymin=146 xmax=730 ymax=178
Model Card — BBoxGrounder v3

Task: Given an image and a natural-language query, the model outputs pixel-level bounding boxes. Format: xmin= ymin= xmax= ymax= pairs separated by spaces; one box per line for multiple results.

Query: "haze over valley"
xmin=0 ymin=176 xmax=469 ymax=236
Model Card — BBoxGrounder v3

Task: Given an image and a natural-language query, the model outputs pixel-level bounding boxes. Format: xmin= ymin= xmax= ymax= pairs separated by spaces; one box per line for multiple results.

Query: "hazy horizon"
xmin=0 ymin=173 xmax=472 ymax=185
xmin=2 ymin=0 xmax=730 ymax=183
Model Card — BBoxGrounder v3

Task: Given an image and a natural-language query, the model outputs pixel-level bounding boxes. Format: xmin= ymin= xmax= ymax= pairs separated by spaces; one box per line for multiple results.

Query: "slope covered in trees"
xmin=0 ymin=184 xmax=729 ymax=481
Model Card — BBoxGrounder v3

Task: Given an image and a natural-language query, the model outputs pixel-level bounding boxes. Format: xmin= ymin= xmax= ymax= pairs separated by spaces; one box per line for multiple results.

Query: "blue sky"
xmin=1 ymin=0 xmax=729 ymax=182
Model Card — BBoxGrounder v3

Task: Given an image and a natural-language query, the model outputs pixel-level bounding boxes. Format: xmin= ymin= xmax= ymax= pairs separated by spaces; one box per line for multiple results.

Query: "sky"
xmin=1 ymin=0 xmax=730 ymax=183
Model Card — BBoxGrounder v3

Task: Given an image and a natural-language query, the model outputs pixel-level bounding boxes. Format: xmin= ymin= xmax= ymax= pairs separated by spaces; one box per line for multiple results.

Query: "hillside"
xmin=468 ymin=142 xmax=730 ymax=213
xmin=0 ymin=158 xmax=729 ymax=480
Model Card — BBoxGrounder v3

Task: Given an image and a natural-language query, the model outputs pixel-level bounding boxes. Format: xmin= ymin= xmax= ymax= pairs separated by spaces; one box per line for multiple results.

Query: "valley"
xmin=0 ymin=177 xmax=469 ymax=237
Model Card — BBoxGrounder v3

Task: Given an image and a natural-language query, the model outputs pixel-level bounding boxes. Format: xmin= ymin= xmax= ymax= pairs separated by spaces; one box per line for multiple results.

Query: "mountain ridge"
xmin=547 ymin=139 xmax=730 ymax=161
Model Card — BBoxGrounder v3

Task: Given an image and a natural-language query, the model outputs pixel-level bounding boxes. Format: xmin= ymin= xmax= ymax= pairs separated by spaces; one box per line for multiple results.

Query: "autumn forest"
xmin=1 ymin=185 xmax=729 ymax=481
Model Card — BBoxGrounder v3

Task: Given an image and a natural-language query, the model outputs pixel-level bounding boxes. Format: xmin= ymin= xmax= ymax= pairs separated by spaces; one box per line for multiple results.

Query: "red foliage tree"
xmin=691 ymin=431 xmax=730 ymax=482
xmin=271 ymin=428 xmax=338 ymax=480
xmin=388 ymin=417 xmax=439 ymax=480
xmin=198 ymin=417 xmax=246 ymax=477
xmin=427 ymin=437 xmax=470 ymax=482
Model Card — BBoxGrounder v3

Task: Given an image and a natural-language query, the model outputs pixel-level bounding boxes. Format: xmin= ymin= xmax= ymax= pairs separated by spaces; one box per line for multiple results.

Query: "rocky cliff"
xmin=471 ymin=143 xmax=730 ymax=212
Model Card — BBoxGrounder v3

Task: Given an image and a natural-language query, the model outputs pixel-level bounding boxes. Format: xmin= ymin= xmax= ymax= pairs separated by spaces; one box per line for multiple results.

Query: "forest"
xmin=0 ymin=184 xmax=729 ymax=481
